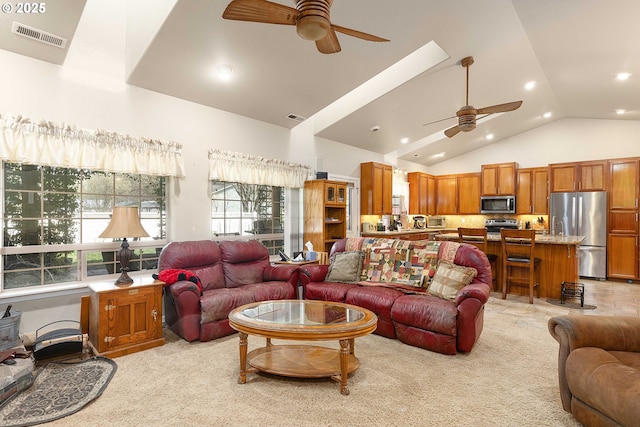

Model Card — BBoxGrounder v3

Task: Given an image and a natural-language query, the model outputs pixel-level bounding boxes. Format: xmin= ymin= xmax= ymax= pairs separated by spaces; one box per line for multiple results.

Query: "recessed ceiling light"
xmin=431 ymin=152 xmax=445 ymax=158
xmin=485 ymin=134 xmax=494 ymax=140
xmin=217 ymin=64 xmax=234 ymax=81
xmin=616 ymin=72 xmax=631 ymax=81
xmin=400 ymin=137 xmax=409 ymax=144
xmin=412 ymin=153 xmax=421 ymax=157
xmin=615 ymin=109 xmax=626 ymax=115
xmin=524 ymin=81 xmax=536 ymax=90
xmin=543 ymin=111 xmax=552 ymax=118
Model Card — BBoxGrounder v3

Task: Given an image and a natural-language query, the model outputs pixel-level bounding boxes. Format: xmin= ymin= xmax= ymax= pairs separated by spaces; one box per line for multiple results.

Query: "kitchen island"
xmin=360 ymin=228 xmax=448 ymax=241
xmin=436 ymin=232 xmax=585 ymax=300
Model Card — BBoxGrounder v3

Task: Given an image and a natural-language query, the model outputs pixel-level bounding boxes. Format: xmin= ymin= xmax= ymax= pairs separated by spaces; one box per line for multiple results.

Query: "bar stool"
xmin=457 ymin=227 xmax=498 ymax=287
xmin=500 ymin=228 xmax=541 ymax=304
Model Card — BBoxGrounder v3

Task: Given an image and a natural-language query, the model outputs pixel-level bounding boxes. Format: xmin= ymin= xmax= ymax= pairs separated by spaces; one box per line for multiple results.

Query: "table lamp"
xmin=99 ymin=206 xmax=149 ymax=285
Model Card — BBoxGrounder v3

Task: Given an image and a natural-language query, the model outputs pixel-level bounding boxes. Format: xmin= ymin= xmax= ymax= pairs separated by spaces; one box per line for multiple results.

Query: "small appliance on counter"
xmin=413 ymin=215 xmax=426 ymax=229
xmin=427 ymin=216 xmax=446 ymax=229
xmin=362 ymin=222 xmax=376 ymax=232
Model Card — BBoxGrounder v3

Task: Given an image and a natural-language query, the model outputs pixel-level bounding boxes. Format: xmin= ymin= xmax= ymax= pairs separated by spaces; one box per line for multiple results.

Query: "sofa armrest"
xmin=263 ymin=264 xmax=299 ymax=282
xmin=454 ymin=282 xmax=490 ymax=306
xmin=167 ymin=280 xmax=202 ymax=298
xmin=299 ymin=264 xmax=330 ymax=285
xmin=548 ymin=315 xmax=640 ymax=411
xmin=549 ymin=315 xmax=640 ymax=353
xmin=164 ymin=280 xmax=202 ymax=342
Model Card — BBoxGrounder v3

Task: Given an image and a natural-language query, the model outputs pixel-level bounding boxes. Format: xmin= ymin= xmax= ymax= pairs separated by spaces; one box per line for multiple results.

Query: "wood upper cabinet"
xmin=481 ymin=162 xmax=518 ymax=195
xmin=516 ymin=167 xmax=548 ymax=214
xmin=549 ymin=160 xmax=607 ymax=192
xmin=436 ymin=175 xmax=457 ymax=214
xmin=360 ymin=162 xmax=393 ymax=215
xmin=609 ymin=158 xmax=639 ymax=210
xmin=457 ymin=173 xmax=481 ymax=214
xmin=325 ymin=181 xmax=346 ymax=206
xmin=607 ymin=158 xmax=639 ymax=280
xmin=407 ymin=172 xmax=435 ymax=214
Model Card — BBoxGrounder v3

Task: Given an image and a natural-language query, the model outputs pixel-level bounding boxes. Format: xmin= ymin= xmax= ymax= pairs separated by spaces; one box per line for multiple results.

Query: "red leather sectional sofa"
xmin=300 ymin=237 xmax=492 ymax=355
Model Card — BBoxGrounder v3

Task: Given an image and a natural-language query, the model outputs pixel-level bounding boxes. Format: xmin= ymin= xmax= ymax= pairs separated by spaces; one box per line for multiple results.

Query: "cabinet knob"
xmin=152 ymin=308 xmax=158 ymax=322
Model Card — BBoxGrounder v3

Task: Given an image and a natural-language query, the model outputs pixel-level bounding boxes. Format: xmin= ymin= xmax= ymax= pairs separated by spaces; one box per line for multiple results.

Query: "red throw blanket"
xmin=153 ymin=269 xmax=203 ymax=293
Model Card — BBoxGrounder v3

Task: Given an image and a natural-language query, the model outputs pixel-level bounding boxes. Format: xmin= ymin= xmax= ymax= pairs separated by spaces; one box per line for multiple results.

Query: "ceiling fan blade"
xmin=476 ymin=100 xmax=523 ymax=115
xmin=222 ymin=0 xmax=297 ymax=25
xmin=331 ymin=24 xmax=389 ymax=42
xmin=422 ymin=115 xmax=457 ymax=127
xmin=316 ymin=28 xmax=341 ymax=54
xmin=444 ymin=125 xmax=461 ymax=138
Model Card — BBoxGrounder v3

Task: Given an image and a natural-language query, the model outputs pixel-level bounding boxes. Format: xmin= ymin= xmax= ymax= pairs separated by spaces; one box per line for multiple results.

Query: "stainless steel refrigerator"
xmin=549 ymin=191 xmax=607 ymax=279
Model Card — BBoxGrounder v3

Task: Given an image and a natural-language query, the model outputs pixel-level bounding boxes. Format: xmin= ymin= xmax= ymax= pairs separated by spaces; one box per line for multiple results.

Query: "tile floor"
xmin=486 ymin=278 xmax=640 ymax=331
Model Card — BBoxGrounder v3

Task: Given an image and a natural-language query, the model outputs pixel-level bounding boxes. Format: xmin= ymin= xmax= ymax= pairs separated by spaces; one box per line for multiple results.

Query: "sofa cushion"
xmin=200 ymin=288 xmax=255 ymax=323
xmin=242 ymin=281 xmax=296 ymax=301
xmin=305 ymin=281 xmax=357 ymax=302
xmin=390 ymin=294 xmax=458 ymax=336
xmin=428 ymin=260 xmax=477 ymax=301
xmin=219 ymin=240 xmax=270 ymax=288
xmin=325 ymin=251 xmax=364 ymax=283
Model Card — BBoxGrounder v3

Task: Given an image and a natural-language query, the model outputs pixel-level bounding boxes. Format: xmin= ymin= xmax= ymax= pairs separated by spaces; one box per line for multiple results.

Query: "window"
xmin=210 ymin=181 xmax=284 ymax=254
xmin=2 ymin=162 xmax=167 ymax=291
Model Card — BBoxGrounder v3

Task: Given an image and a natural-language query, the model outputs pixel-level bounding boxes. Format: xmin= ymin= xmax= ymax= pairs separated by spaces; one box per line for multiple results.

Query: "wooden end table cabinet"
xmin=88 ymin=279 xmax=165 ymax=358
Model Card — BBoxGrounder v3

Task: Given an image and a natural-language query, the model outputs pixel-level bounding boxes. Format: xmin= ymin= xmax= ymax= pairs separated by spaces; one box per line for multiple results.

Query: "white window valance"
xmin=208 ymin=149 xmax=312 ymax=188
xmin=0 ymin=113 xmax=185 ymax=177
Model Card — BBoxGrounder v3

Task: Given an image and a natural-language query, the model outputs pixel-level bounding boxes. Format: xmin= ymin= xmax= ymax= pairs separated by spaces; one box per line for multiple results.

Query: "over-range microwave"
xmin=480 ymin=195 xmax=516 ymax=214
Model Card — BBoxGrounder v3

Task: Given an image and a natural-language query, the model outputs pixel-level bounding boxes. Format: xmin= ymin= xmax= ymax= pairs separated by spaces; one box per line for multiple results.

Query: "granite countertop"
xmin=361 ymin=228 xmax=446 ymax=236
xmin=436 ymin=232 xmax=585 ymax=245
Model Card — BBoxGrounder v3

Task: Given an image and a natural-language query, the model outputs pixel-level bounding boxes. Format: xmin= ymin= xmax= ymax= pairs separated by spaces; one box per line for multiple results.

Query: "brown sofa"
xmin=548 ymin=315 xmax=640 ymax=427
xmin=158 ymin=239 xmax=299 ymax=342
xmin=300 ymin=237 xmax=492 ymax=355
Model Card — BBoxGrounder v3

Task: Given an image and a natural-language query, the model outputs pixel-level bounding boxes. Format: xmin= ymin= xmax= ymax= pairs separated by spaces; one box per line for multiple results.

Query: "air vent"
xmin=12 ymin=22 xmax=67 ymax=49
xmin=286 ymin=113 xmax=306 ymax=122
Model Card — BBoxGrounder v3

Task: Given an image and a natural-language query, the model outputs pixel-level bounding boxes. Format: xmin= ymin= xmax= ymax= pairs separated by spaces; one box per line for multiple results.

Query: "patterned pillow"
xmin=326 ymin=251 xmax=365 ymax=283
xmin=428 ymin=260 xmax=477 ymax=301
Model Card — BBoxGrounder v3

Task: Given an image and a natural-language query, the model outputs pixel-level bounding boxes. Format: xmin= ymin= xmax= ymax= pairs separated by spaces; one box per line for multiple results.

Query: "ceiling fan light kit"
xmin=222 ymin=0 xmax=389 ymax=54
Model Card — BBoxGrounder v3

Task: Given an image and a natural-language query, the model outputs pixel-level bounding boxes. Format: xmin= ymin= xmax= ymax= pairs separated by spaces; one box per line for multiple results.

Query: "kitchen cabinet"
xmin=516 ymin=167 xmax=549 ymax=214
xmin=304 ymin=179 xmax=348 ymax=253
xmin=435 ymin=173 xmax=480 ymax=214
xmin=549 ymin=160 xmax=607 ymax=192
xmin=457 ymin=173 xmax=481 ymax=214
xmin=607 ymin=158 xmax=640 ymax=279
xmin=88 ymin=279 xmax=165 ymax=358
xmin=407 ymin=172 xmax=435 ymax=214
xmin=360 ymin=162 xmax=393 ymax=215
xmin=436 ymin=175 xmax=457 ymax=214
xmin=481 ymin=162 xmax=518 ymax=195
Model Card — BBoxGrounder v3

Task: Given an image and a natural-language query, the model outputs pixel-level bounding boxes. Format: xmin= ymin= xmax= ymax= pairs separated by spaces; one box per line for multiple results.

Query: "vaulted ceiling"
xmin=1 ymin=0 xmax=638 ymax=166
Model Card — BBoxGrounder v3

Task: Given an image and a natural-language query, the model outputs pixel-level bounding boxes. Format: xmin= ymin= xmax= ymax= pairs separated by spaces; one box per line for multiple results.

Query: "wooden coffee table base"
xmin=238 ymin=335 xmax=359 ymax=395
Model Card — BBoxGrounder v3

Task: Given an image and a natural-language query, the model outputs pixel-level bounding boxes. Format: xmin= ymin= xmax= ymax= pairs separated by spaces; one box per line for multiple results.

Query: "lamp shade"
xmin=99 ymin=206 xmax=149 ymax=239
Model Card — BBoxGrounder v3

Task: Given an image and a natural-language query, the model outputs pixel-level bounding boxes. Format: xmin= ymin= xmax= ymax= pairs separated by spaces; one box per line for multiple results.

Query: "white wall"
xmin=427 ymin=118 xmax=640 ymax=175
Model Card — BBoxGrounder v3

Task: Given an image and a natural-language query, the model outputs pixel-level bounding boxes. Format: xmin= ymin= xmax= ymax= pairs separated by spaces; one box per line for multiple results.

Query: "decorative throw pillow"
xmin=428 ymin=260 xmax=477 ymax=301
xmin=325 ymin=251 xmax=364 ymax=283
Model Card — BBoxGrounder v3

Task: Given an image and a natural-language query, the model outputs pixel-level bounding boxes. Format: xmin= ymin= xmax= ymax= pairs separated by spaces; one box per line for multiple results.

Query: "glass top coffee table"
xmin=228 ymin=300 xmax=377 ymax=395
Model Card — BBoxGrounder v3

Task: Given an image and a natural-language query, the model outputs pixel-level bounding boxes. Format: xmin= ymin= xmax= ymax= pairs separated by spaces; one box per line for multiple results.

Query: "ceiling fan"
xmin=423 ymin=56 xmax=523 ymax=138
xmin=222 ymin=0 xmax=389 ymax=54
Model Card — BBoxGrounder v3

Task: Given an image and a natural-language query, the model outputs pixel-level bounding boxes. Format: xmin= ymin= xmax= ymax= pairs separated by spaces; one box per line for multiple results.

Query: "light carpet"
xmin=44 ymin=296 xmax=581 ymax=427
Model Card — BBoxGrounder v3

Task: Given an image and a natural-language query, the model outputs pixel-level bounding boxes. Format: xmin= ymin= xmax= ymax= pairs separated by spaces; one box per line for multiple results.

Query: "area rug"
xmin=546 ymin=298 xmax=597 ymax=310
xmin=0 ymin=356 xmax=117 ymax=427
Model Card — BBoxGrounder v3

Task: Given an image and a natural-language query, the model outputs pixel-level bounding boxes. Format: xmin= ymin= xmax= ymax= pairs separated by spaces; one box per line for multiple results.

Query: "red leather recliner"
xmin=159 ymin=239 xmax=299 ymax=342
